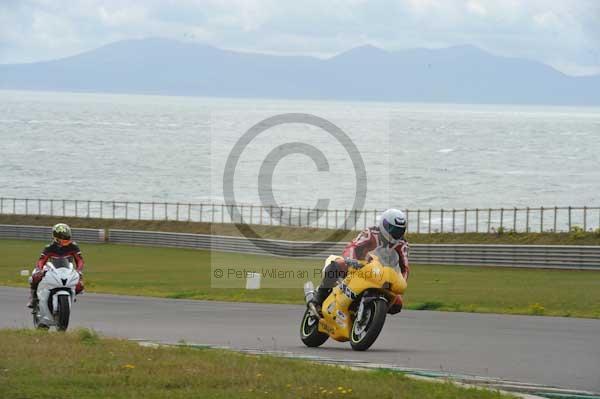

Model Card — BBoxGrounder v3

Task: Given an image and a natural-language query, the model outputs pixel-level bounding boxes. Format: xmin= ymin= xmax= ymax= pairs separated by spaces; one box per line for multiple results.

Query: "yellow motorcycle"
xmin=300 ymin=247 xmax=407 ymax=351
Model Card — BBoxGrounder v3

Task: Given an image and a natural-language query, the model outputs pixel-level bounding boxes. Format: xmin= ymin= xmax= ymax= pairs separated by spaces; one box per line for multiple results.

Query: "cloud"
xmin=0 ymin=0 xmax=598 ymax=76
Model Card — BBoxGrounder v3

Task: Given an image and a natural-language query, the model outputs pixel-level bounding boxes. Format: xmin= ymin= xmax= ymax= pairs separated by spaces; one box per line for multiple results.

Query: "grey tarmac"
xmin=1 ymin=286 xmax=598 ymax=393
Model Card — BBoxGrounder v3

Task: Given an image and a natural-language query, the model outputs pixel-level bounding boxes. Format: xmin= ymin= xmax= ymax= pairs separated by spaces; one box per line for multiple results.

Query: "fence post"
xmin=100 ymin=201 xmax=103 ymax=219
xmin=553 ymin=206 xmax=557 ymax=232
xmin=62 ymin=199 xmax=66 ymax=217
xmin=270 ymin=205 xmax=274 ymax=225
xmin=200 ymin=204 xmax=204 ymax=223
xmin=568 ymin=206 xmax=572 ymax=231
xmin=87 ymin=200 xmax=91 ymax=218
xmin=325 ymin=209 xmax=329 ymax=229
xmin=526 ymin=207 xmax=530 ymax=232
xmin=138 ymin=202 xmax=142 ymax=221
xmin=540 ymin=207 xmax=544 ymax=232
xmin=125 ymin=202 xmax=128 ymax=220
xmin=500 ymin=208 xmax=504 ymax=230
xmin=0 ymin=197 xmax=3 ymax=214
xmin=513 ymin=207 xmax=517 ymax=232
xmin=298 ymin=207 xmax=302 ymax=227
xmin=176 ymin=203 xmax=180 ymax=221
xmin=307 ymin=208 xmax=311 ymax=226
xmin=211 ymin=204 xmax=215 ymax=224
xmin=12 ymin=198 xmax=15 ymax=214
xmin=50 ymin=199 xmax=54 ymax=216
xmin=344 ymin=209 xmax=348 ymax=230
xmin=221 ymin=204 xmax=224 ymax=224
xmin=583 ymin=206 xmax=587 ymax=231
xmin=440 ymin=209 xmax=444 ymax=233
xmin=405 ymin=210 xmax=410 ymax=232
xmin=463 ymin=209 xmax=467 ymax=233
xmin=475 ymin=208 xmax=479 ymax=233
xmin=451 ymin=209 xmax=455 ymax=233
xmin=417 ymin=210 xmax=421 ymax=233
xmin=259 ymin=206 xmax=263 ymax=225
xmin=487 ymin=208 xmax=491 ymax=233
xmin=75 ymin=200 xmax=78 ymax=217
xmin=151 ymin=202 xmax=155 ymax=220
xmin=428 ymin=209 xmax=432 ymax=234
xmin=38 ymin=199 xmax=41 ymax=216
xmin=25 ymin=198 xmax=29 ymax=215
xmin=165 ymin=203 xmax=168 ymax=221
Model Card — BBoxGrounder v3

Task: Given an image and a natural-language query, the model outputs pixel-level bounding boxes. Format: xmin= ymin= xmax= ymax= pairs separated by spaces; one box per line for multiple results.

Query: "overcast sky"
xmin=1 ymin=0 xmax=599 ymax=76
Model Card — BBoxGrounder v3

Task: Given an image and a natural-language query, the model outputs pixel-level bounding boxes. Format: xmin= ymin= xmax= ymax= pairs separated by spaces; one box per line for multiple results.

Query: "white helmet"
xmin=378 ymin=208 xmax=407 ymax=245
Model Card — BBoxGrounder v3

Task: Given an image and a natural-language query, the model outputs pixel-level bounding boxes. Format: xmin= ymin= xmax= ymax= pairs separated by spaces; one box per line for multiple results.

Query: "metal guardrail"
xmin=108 ymin=229 xmax=347 ymax=258
xmin=107 ymin=230 xmax=600 ymax=270
xmin=1 ymin=225 xmax=599 ymax=270
xmin=1 ymin=197 xmax=600 ymax=233
xmin=0 ymin=224 xmax=105 ymax=243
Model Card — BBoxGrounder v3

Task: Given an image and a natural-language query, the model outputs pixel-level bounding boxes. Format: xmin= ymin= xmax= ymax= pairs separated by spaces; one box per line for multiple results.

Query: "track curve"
xmin=1 ymin=286 xmax=598 ymax=393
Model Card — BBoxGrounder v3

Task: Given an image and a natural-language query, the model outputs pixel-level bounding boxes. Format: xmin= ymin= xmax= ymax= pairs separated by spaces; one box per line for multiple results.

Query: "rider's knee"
xmin=75 ymin=281 xmax=84 ymax=294
xmin=321 ymin=261 xmax=347 ymax=288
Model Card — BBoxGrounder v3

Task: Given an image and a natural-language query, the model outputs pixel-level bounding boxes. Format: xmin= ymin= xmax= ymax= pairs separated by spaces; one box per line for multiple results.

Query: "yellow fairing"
xmin=318 ymin=254 xmax=407 ymax=342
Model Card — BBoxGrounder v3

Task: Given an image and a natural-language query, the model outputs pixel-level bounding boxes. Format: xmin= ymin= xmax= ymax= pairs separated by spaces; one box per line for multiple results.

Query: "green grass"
xmin=2 ymin=239 xmax=599 ymax=318
xmin=3 ymin=214 xmax=600 ymax=245
xmin=0 ymin=329 xmax=512 ymax=399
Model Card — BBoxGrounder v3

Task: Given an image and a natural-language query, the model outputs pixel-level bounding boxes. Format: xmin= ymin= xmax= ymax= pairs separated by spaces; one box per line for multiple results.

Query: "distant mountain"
xmin=1 ymin=37 xmax=599 ymax=105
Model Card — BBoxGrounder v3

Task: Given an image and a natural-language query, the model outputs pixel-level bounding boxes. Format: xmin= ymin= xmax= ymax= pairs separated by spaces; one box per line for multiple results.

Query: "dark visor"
xmin=383 ymin=219 xmax=405 ymax=239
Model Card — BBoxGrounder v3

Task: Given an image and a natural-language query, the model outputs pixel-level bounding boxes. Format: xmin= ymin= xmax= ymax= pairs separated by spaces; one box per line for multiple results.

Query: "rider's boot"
xmin=311 ymin=286 xmax=332 ymax=309
xmin=26 ymin=289 xmax=38 ymax=309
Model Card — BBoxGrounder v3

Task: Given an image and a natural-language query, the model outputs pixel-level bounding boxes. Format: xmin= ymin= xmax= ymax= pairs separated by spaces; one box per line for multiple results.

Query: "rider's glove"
xmin=344 ymin=258 xmax=362 ymax=269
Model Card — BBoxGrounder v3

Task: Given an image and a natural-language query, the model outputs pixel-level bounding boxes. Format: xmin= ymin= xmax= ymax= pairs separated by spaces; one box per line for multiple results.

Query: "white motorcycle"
xmin=31 ymin=257 xmax=80 ymax=331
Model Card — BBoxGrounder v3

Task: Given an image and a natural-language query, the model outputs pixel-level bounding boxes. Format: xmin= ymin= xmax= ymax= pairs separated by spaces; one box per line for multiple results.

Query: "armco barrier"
xmin=0 ymin=224 xmax=105 ymax=243
xmin=1 ymin=225 xmax=599 ymax=270
xmin=107 ymin=229 xmax=600 ymax=269
xmin=107 ymin=229 xmax=347 ymax=258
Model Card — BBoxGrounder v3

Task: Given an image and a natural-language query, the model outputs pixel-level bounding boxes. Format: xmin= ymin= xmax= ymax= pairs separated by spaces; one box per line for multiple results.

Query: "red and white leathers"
xmin=341 ymin=226 xmax=409 ymax=313
xmin=342 ymin=226 xmax=410 ymax=280
xmin=31 ymin=241 xmax=85 ymax=295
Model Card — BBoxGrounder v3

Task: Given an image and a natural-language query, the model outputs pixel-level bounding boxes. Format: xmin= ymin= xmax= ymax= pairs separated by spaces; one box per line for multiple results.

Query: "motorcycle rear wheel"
xmin=300 ymin=308 xmax=328 ymax=347
xmin=350 ymin=299 xmax=387 ymax=351
xmin=32 ymin=306 xmax=48 ymax=330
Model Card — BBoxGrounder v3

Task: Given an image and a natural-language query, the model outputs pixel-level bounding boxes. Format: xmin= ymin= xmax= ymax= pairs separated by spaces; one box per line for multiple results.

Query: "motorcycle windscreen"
xmin=371 ymin=246 xmax=400 ymax=270
xmin=50 ymin=257 xmax=72 ymax=269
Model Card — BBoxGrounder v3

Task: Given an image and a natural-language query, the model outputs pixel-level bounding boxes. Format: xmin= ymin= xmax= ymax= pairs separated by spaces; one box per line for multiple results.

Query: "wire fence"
xmin=0 ymin=197 xmax=599 ymax=234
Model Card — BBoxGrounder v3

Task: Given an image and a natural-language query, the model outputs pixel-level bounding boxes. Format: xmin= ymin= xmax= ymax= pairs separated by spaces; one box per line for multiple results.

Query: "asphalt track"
xmin=1 ymin=286 xmax=598 ymax=393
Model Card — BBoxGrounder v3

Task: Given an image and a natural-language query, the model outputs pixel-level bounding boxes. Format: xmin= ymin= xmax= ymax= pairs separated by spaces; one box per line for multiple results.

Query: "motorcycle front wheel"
xmin=300 ymin=308 xmax=328 ymax=347
xmin=350 ymin=299 xmax=387 ymax=351
xmin=56 ymin=295 xmax=70 ymax=332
